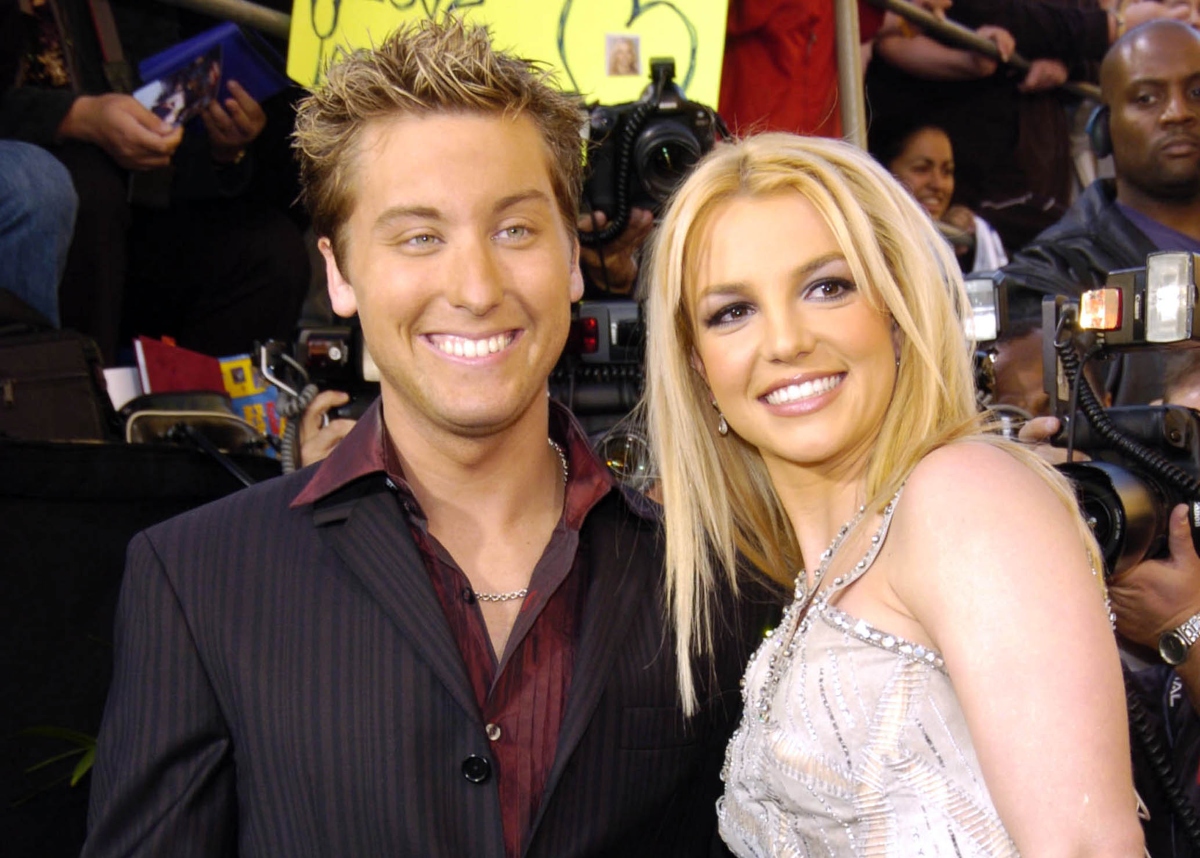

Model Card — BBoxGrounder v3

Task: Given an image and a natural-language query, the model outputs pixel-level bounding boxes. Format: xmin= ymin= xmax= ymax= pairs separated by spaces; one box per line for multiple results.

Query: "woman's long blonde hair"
xmin=643 ymin=134 xmax=1102 ymax=712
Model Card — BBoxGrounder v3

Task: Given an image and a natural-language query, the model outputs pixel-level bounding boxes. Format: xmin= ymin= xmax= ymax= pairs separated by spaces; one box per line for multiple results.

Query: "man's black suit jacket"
xmin=82 ymin=461 xmax=777 ymax=857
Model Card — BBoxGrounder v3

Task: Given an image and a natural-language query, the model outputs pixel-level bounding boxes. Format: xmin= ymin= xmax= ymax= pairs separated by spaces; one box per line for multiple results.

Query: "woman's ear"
xmin=690 ymin=348 xmax=709 ymax=385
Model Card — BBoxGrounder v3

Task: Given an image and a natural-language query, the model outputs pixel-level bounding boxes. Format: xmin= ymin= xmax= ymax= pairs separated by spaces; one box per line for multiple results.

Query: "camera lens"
xmin=1057 ymin=461 xmax=1170 ymax=578
xmin=634 ymin=122 xmax=703 ymax=204
xmin=597 ymin=429 xmax=656 ymax=493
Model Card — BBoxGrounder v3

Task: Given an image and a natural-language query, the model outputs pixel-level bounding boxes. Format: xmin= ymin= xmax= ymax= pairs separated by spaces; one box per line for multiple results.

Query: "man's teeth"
xmin=434 ymin=333 xmax=514 ymax=358
xmin=765 ymin=375 xmax=842 ymax=405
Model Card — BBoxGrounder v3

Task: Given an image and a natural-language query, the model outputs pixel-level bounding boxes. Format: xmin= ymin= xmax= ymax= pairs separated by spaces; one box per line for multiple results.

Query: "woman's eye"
xmin=805 ymin=278 xmax=854 ymax=301
xmin=705 ymin=302 xmax=754 ymax=327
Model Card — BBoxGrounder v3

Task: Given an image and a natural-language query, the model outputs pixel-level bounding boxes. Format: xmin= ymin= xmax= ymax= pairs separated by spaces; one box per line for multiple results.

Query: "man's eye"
xmin=495 ymin=225 xmax=533 ymax=241
xmin=406 ymin=233 xmax=438 ymax=246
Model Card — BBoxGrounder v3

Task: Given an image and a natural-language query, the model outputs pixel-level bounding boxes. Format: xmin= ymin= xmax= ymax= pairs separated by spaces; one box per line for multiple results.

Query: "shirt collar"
xmin=290 ymin=398 xmax=613 ymax=525
xmin=1115 ymin=201 xmax=1200 ymax=255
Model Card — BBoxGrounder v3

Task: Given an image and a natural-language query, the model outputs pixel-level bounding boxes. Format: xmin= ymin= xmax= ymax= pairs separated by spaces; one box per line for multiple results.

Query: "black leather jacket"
xmin=1000 ymin=179 xmax=1163 ymax=405
xmin=1128 ymin=665 xmax=1200 ymax=858
xmin=1002 ymin=179 xmax=1157 ymax=296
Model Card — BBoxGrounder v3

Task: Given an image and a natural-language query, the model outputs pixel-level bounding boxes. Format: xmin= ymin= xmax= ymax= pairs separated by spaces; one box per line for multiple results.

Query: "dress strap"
xmin=822 ymin=485 xmax=905 ymax=598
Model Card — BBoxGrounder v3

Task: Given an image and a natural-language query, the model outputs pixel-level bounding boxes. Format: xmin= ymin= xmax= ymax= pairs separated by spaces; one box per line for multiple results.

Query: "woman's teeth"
xmin=764 ymin=375 xmax=842 ymax=405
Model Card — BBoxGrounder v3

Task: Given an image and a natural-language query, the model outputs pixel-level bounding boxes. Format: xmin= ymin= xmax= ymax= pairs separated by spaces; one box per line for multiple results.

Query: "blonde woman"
xmin=644 ymin=133 xmax=1142 ymax=857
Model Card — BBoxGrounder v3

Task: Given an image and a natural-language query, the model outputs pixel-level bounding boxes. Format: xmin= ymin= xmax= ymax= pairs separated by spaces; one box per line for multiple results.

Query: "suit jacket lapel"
xmin=320 ymin=484 xmax=479 ymax=719
xmin=528 ymin=495 xmax=656 ymax=841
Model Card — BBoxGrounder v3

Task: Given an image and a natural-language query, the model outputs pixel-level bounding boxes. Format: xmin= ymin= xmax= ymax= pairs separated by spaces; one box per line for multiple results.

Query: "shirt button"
xmin=485 ymin=723 xmax=502 ymax=742
xmin=461 ymin=588 xmax=476 ymax=604
xmin=461 ymin=755 xmax=491 ymax=784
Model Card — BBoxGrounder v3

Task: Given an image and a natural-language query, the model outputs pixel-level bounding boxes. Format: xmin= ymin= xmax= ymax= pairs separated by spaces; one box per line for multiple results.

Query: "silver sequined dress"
xmin=717 ymin=491 xmax=1019 ymax=858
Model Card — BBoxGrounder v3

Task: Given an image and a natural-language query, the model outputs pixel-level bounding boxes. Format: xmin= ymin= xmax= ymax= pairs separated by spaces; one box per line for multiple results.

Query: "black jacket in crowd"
xmin=1128 ymin=665 xmax=1200 ymax=858
xmin=999 ymin=179 xmax=1163 ymax=405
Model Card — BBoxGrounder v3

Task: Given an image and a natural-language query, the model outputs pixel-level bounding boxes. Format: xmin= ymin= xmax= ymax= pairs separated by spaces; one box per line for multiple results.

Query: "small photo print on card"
xmin=606 ymin=34 xmax=640 ymax=77
xmin=134 ymin=45 xmax=223 ymax=127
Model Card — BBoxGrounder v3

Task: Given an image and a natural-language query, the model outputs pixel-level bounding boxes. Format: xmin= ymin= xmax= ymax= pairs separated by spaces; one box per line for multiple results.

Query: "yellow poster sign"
xmin=288 ymin=0 xmax=729 ymax=108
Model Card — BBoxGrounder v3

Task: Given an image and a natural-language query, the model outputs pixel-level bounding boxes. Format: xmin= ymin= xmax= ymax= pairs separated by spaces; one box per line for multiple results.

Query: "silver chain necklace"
xmin=472 ymin=437 xmax=569 ymax=604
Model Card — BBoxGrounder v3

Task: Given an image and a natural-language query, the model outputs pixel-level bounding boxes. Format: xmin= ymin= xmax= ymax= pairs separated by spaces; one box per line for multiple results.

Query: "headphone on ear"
xmin=1086 ymin=104 xmax=1113 ymax=158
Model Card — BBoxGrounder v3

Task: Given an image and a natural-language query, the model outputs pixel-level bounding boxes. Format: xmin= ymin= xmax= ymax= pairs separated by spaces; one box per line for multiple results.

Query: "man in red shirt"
xmin=719 ymin=0 xmax=884 ymax=138
xmin=82 ymin=17 xmax=776 ymax=858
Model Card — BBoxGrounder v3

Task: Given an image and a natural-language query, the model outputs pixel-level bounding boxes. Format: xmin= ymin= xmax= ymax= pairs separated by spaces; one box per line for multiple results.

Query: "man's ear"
xmin=319 ymin=236 xmax=358 ymax=319
xmin=569 ymin=238 xmax=585 ymax=303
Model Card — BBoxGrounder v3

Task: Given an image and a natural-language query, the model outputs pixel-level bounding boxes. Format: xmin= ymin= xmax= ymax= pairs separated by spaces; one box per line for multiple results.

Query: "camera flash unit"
xmin=1079 ymin=287 xmax=1122 ymax=331
xmin=1146 ymin=251 xmax=1198 ymax=343
xmin=963 ymin=272 xmax=1006 ymax=343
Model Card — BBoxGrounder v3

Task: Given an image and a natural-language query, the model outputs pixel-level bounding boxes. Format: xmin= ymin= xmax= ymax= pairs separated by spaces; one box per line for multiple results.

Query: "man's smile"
xmin=426 ymin=330 xmax=519 ymax=359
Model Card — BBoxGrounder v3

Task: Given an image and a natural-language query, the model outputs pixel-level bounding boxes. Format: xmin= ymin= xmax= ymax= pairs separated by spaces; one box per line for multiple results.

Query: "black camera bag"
xmin=0 ymin=289 xmax=116 ymax=442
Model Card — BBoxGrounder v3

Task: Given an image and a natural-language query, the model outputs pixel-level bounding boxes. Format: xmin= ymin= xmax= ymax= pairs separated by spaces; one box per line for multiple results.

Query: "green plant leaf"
xmin=23 ymin=747 xmax=85 ymax=775
xmin=70 ymin=748 xmax=95 ymax=786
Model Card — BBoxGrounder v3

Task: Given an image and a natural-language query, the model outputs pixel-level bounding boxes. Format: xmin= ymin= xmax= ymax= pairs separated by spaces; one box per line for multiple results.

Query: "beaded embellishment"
xmin=752 ymin=488 xmax=904 ymax=724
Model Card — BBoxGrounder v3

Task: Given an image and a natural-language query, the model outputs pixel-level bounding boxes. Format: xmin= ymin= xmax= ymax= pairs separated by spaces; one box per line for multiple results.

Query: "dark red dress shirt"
xmin=292 ymin=401 xmax=612 ymax=857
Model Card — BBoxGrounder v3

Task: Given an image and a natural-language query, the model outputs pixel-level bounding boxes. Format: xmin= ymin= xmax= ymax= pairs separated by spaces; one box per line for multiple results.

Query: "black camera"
xmin=580 ymin=58 xmax=718 ymax=245
xmin=963 ymin=269 xmax=1034 ymax=437
xmin=1034 ymin=253 xmax=1200 ymax=577
xmin=293 ymin=325 xmax=379 ymax=413
xmin=551 ymin=300 xmax=646 ymax=435
xmin=258 ymin=323 xmax=380 ymax=423
xmin=1053 ymin=405 xmax=1200 ymax=577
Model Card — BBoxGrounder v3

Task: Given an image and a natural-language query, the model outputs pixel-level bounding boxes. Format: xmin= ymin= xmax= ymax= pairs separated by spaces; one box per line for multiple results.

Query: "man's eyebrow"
xmin=493 ymin=189 xmax=553 ymax=215
xmin=373 ymin=205 xmax=442 ymax=232
xmin=370 ymin=190 xmax=552 ymax=232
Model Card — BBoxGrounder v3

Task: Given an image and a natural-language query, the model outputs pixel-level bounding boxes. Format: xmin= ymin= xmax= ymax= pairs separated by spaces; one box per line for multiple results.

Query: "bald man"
xmin=1001 ymin=19 xmax=1200 ymax=406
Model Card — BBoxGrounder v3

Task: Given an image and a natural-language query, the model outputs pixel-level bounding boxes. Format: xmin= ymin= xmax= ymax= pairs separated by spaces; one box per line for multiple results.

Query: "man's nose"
xmin=1161 ymin=87 xmax=1198 ymax=125
xmin=449 ymin=240 xmax=505 ymax=314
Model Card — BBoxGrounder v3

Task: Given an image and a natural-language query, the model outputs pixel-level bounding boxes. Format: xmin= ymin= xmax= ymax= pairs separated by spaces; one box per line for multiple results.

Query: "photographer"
xmin=1115 ymin=503 xmax=1200 ymax=858
xmin=1018 ymin=354 xmax=1200 ymax=857
xmin=295 ymin=389 xmax=356 ymax=468
xmin=576 ymin=207 xmax=654 ymax=297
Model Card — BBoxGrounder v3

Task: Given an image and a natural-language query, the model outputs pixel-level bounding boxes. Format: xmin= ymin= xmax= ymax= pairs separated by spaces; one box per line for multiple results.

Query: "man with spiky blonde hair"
xmin=82 ymin=18 xmax=769 ymax=858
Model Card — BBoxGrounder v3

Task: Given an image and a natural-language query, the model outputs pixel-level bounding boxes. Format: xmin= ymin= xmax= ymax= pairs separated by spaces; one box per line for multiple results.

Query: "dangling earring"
xmin=709 ymin=393 xmax=729 ymax=437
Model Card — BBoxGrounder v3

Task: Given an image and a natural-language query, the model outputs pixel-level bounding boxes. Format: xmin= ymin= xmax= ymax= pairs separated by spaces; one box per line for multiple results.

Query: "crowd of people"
xmin=6 ymin=1 xmax=1200 ymax=856
xmin=0 ymin=0 xmax=307 ymax=365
